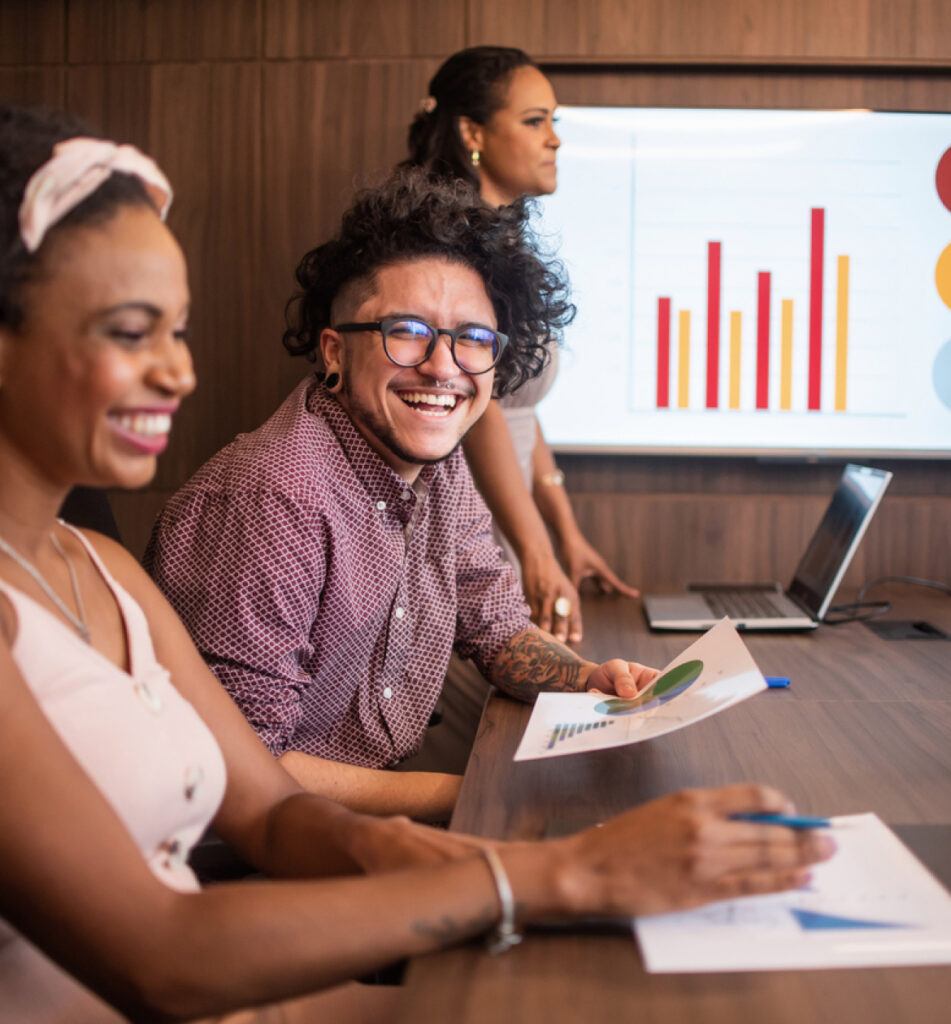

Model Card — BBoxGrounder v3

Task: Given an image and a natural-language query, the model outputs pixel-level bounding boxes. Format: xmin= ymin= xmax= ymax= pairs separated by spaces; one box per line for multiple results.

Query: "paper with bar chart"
xmin=536 ymin=107 xmax=951 ymax=454
xmin=512 ymin=619 xmax=764 ymax=761
xmin=634 ymin=813 xmax=951 ymax=972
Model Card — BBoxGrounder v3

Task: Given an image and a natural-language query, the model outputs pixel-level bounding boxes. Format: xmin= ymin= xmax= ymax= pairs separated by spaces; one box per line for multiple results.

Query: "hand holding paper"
xmin=583 ymin=658 xmax=660 ymax=698
xmin=515 ymin=619 xmax=766 ymax=761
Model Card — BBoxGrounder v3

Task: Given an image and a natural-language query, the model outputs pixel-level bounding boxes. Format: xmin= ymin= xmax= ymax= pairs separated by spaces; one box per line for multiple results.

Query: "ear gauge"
xmin=323 ymin=370 xmax=341 ymax=392
xmin=470 ymin=150 xmax=481 ymax=168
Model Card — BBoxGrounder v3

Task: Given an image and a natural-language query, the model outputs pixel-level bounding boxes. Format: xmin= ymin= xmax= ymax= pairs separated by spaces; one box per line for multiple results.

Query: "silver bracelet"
xmin=480 ymin=846 xmax=523 ymax=954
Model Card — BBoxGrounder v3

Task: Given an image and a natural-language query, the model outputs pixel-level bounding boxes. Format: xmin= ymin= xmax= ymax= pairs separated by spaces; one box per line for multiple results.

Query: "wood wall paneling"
xmin=66 ymin=63 xmax=150 ymax=149
xmin=66 ymin=0 xmax=261 ymax=63
xmin=568 ymin=492 xmax=951 ymax=588
xmin=0 ymin=0 xmax=65 ymax=66
xmin=469 ymin=0 xmax=951 ymax=63
xmin=0 ymin=68 xmax=65 ymax=109
xmin=545 ymin=68 xmax=951 ymax=113
xmin=264 ymin=0 xmax=465 ymax=59
xmin=262 ymin=58 xmax=440 ymax=403
xmin=109 ymin=488 xmax=176 ymax=561
xmin=146 ymin=62 xmax=263 ymax=487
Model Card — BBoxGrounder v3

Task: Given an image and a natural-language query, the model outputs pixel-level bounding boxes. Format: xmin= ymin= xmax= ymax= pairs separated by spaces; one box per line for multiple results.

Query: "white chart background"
xmin=535 ymin=107 xmax=951 ymax=455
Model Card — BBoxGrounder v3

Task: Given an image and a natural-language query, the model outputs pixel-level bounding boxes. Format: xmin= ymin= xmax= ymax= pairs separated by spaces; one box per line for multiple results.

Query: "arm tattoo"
xmin=490 ymin=628 xmax=586 ymax=701
xmin=412 ymin=904 xmax=498 ymax=945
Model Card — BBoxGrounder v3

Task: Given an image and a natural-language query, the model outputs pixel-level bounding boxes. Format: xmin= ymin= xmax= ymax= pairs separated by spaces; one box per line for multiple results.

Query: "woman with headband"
xmin=0 ymin=105 xmax=830 ymax=1022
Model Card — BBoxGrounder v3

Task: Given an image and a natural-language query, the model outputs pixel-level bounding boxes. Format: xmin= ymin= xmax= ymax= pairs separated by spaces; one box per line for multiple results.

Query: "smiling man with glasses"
xmin=145 ymin=171 xmax=659 ymax=821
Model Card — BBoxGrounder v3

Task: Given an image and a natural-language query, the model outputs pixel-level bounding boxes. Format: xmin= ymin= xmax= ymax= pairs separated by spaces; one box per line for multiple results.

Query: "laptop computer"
xmin=643 ymin=464 xmax=893 ymax=631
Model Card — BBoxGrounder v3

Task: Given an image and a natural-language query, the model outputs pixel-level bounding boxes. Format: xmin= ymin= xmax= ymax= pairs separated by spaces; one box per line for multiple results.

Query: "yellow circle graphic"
xmin=937 ymin=243 xmax=951 ymax=310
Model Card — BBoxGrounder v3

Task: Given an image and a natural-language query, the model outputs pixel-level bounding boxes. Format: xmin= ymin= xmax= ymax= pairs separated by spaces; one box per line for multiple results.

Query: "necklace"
xmin=0 ymin=528 xmax=91 ymax=643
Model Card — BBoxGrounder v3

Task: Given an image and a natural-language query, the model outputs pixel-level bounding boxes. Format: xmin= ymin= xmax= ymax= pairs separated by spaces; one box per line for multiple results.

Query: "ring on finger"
xmin=553 ymin=596 xmax=572 ymax=618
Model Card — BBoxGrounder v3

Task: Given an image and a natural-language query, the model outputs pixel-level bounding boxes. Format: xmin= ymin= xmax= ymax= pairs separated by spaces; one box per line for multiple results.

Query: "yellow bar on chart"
xmin=678 ymin=310 xmax=691 ymax=408
xmin=729 ymin=311 xmax=741 ymax=409
xmin=780 ymin=299 xmax=794 ymax=411
xmin=835 ymin=255 xmax=849 ymax=412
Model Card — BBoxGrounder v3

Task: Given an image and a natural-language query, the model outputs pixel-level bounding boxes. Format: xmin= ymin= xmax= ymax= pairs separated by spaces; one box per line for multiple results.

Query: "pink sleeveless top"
xmin=0 ymin=525 xmax=227 ymax=1022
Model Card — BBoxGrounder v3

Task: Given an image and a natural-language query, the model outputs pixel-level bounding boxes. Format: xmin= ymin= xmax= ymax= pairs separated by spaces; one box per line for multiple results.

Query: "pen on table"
xmin=730 ymin=812 xmax=832 ymax=829
xmin=765 ymin=675 xmax=791 ymax=688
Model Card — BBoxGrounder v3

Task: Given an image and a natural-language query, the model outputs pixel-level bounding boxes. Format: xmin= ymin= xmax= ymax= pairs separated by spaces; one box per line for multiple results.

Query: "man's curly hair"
xmin=282 ymin=168 xmax=575 ymax=396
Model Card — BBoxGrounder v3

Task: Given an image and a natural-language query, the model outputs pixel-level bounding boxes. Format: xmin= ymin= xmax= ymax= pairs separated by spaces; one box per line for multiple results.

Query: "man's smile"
xmin=393 ymin=386 xmax=473 ymax=418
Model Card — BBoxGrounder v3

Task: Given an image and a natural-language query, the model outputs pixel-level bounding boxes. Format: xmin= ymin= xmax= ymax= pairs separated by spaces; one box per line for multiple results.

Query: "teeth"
xmin=399 ymin=392 xmax=458 ymax=408
xmin=114 ymin=413 xmax=172 ymax=437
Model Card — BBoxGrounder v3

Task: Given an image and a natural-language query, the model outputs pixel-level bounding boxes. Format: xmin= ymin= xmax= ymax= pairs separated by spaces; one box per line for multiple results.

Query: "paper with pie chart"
xmin=635 ymin=813 xmax=951 ymax=971
xmin=513 ymin=618 xmax=765 ymax=762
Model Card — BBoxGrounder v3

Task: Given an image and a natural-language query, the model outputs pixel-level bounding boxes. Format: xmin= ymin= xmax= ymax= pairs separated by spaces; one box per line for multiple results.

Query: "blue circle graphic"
xmin=934 ymin=339 xmax=951 ymax=411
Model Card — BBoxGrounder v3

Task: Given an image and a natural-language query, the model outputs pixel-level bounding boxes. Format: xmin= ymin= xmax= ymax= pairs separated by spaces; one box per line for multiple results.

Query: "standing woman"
xmin=405 ymin=46 xmax=638 ymax=643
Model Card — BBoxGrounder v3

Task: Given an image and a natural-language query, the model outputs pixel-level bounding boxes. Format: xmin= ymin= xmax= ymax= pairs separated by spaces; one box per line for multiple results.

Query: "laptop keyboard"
xmin=703 ymin=591 xmax=790 ymax=619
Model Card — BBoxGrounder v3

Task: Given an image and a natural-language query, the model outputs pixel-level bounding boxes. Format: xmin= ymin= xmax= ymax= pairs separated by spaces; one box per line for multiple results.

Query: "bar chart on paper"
xmin=536 ymin=107 xmax=951 ymax=454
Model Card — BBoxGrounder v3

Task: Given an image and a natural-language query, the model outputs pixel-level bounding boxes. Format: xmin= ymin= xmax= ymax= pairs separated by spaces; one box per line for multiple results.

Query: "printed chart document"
xmin=635 ymin=813 xmax=951 ymax=972
xmin=514 ymin=618 xmax=764 ymax=762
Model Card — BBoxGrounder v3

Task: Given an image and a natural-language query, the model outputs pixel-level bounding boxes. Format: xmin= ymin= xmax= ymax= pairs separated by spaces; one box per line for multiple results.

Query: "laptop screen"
xmin=787 ymin=464 xmax=893 ymax=620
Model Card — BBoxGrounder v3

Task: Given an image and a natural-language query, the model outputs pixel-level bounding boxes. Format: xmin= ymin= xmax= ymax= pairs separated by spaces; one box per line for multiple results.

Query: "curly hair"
xmin=401 ymin=46 xmax=536 ymax=190
xmin=283 ymin=168 xmax=575 ymax=397
xmin=0 ymin=104 xmax=153 ymax=329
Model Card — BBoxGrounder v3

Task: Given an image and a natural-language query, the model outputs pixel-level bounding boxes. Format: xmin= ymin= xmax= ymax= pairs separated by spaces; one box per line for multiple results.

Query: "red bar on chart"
xmin=756 ymin=271 xmax=771 ymax=410
xmin=706 ymin=241 xmax=721 ymax=409
xmin=808 ymin=207 xmax=824 ymax=410
xmin=657 ymin=297 xmax=671 ymax=408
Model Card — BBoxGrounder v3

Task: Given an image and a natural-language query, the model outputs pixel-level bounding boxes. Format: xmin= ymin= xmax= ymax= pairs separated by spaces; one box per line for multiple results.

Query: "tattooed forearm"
xmin=490 ymin=628 xmax=588 ymax=701
xmin=412 ymin=904 xmax=498 ymax=945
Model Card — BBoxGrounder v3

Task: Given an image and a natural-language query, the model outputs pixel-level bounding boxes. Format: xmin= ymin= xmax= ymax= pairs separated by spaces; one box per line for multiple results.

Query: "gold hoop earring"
xmin=470 ymin=150 xmax=481 ymax=168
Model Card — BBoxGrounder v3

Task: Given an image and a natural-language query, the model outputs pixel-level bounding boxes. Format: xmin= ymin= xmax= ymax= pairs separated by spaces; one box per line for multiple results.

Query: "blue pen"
xmin=731 ymin=812 xmax=831 ymax=829
xmin=765 ymin=675 xmax=791 ymax=688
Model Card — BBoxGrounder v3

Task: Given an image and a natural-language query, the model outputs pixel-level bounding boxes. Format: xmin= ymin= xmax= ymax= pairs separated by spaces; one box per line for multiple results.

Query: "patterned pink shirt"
xmin=145 ymin=376 xmax=532 ymax=768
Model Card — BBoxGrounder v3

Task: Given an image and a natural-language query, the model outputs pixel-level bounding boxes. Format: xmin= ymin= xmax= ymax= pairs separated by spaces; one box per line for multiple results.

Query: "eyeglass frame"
xmin=332 ymin=315 xmax=509 ymax=375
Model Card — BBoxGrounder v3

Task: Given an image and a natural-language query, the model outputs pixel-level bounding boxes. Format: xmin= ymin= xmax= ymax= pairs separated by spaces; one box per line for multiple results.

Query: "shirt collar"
xmin=306 ymin=378 xmax=439 ymax=520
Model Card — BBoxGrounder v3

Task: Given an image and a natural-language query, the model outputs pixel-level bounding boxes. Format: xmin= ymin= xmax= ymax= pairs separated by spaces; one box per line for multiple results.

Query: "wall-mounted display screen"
xmin=535 ymin=107 xmax=951 ymax=457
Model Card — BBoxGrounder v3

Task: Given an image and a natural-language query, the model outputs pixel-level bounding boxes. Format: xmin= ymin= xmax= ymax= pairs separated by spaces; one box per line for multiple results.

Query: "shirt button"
xmin=383 ymin=686 xmax=394 ymax=700
xmin=184 ymin=765 xmax=204 ymax=801
xmin=135 ymin=680 xmax=163 ymax=714
xmin=401 ymin=489 xmax=412 ymax=501
xmin=376 ymin=500 xmax=387 ymax=511
xmin=394 ymin=606 xmax=405 ymax=620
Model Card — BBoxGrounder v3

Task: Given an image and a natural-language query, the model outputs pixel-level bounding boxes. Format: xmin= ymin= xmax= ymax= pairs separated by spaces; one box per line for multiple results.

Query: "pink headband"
xmin=18 ymin=136 xmax=173 ymax=254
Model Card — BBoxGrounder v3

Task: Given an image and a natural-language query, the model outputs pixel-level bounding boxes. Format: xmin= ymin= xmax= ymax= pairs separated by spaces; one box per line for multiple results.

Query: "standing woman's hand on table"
xmin=519 ymin=544 xmax=582 ymax=644
xmin=558 ymin=529 xmax=641 ymax=601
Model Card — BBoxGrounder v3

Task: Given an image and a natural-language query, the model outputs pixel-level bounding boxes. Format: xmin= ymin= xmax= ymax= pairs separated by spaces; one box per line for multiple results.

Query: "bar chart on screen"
xmin=537 ymin=107 xmax=951 ymax=454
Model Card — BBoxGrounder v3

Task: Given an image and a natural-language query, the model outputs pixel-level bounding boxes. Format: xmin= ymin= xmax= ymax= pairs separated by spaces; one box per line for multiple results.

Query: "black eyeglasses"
xmin=333 ymin=316 xmax=508 ymax=375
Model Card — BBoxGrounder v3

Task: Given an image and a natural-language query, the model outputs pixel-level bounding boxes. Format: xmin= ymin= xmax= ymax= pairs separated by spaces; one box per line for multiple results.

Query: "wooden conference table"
xmin=397 ymin=588 xmax=951 ymax=1024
